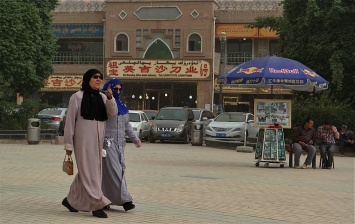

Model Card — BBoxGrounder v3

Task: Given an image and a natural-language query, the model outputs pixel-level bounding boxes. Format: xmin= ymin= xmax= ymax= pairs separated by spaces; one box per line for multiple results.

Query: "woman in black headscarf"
xmin=62 ymin=69 xmax=118 ymax=218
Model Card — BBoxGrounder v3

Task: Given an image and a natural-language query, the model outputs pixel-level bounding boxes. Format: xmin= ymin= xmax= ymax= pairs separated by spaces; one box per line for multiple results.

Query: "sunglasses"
xmin=92 ymin=75 xmax=103 ymax=80
xmin=113 ymin=87 xmax=122 ymax=92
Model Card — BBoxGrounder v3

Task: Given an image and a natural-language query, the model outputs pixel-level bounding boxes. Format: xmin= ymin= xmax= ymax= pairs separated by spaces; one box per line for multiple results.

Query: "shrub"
xmin=284 ymin=92 xmax=355 ymax=139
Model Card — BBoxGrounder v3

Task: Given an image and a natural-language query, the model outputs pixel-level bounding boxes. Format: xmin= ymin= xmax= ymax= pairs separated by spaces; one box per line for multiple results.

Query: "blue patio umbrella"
xmin=218 ymin=56 xmax=328 ymax=92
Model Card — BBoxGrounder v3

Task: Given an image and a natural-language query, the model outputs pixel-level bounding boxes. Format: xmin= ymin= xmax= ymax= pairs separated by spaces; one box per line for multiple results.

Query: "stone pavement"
xmin=0 ymin=141 xmax=354 ymax=224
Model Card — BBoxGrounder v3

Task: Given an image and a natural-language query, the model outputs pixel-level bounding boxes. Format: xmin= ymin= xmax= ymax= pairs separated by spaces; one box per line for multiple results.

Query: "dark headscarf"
xmin=80 ymin=69 xmax=108 ymax=121
xmin=102 ymin=78 xmax=129 ymax=116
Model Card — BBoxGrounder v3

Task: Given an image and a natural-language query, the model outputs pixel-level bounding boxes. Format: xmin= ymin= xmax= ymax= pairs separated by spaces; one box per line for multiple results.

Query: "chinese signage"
xmin=216 ymin=24 xmax=258 ymax=38
xmin=254 ymin=99 xmax=292 ymax=128
xmin=42 ymin=75 xmax=82 ymax=91
xmin=258 ymin=27 xmax=278 ymax=38
xmin=216 ymin=24 xmax=278 ymax=38
xmin=52 ymin=24 xmax=104 ymax=38
xmin=214 ymin=83 xmax=293 ymax=94
xmin=107 ymin=60 xmax=210 ymax=79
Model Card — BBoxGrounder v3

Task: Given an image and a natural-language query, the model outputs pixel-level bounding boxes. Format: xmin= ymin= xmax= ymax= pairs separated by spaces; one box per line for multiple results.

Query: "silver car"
xmin=205 ymin=112 xmax=259 ymax=141
xmin=36 ymin=108 xmax=67 ymax=130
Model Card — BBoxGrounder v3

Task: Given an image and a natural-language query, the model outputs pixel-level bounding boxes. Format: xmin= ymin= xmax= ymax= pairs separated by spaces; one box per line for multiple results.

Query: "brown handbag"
xmin=62 ymin=154 xmax=74 ymax=175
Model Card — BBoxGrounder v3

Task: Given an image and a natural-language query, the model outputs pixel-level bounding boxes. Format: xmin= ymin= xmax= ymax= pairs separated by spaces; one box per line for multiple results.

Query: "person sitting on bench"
xmin=317 ymin=119 xmax=339 ymax=169
xmin=292 ymin=117 xmax=317 ymax=169
xmin=339 ymin=125 xmax=354 ymax=156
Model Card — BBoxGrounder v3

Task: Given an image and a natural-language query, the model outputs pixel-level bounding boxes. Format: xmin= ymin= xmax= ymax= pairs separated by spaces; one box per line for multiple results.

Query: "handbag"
xmin=62 ymin=154 xmax=74 ymax=175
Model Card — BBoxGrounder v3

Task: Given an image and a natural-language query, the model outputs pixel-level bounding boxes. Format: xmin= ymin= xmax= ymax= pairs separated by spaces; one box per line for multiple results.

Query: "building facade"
xmin=45 ymin=0 xmax=288 ymax=112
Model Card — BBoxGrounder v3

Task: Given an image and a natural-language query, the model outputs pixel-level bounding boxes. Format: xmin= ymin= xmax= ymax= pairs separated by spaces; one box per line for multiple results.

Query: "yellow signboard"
xmin=216 ymin=24 xmax=279 ymax=38
xmin=258 ymin=27 xmax=278 ymax=38
xmin=41 ymin=75 xmax=82 ymax=91
xmin=107 ymin=60 xmax=210 ymax=79
xmin=216 ymin=24 xmax=258 ymax=38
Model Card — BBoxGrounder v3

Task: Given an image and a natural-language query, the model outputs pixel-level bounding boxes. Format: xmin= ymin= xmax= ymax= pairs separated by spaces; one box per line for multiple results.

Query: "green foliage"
xmin=0 ymin=0 xmax=58 ymax=98
xmin=0 ymin=98 xmax=53 ymax=130
xmin=250 ymin=0 xmax=355 ymax=108
xmin=283 ymin=92 xmax=355 ymax=140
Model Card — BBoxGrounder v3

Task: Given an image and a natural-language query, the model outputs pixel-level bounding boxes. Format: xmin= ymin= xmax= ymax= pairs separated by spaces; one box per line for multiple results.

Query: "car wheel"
xmin=149 ymin=136 xmax=155 ymax=143
xmin=138 ymin=130 xmax=143 ymax=140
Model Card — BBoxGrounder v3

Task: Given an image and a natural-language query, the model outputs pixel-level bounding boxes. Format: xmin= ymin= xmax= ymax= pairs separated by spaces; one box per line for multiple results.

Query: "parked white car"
xmin=127 ymin=110 xmax=151 ymax=141
xmin=205 ymin=112 xmax=259 ymax=141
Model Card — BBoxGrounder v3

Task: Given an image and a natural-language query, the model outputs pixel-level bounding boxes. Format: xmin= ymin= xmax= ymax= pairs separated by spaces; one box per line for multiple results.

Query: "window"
xmin=188 ymin=33 xmax=201 ymax=52
xmin=269 ymin=40 xmax=279 ymax=55
xmin=115 ymin=33 xmax=128 ymax=52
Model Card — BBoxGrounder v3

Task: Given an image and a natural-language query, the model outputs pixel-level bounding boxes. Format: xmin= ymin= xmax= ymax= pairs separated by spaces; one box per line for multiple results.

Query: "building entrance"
xmin=144 ymin=90 xmax=172 ymax=110
xmin=122 ymin=82 xmax=197 ymax=110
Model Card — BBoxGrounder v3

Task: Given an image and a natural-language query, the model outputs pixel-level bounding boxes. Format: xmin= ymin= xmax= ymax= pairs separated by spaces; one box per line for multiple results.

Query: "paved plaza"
xmin=0 ymin=141 xmax=354 ymax=224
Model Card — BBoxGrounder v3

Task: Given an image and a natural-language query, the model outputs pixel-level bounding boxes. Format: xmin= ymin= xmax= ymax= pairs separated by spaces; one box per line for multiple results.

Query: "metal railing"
xmin=221 ymin=52 xmax=253 ymax=66
xmin=215 ymin=0 xmax=282 ymax=11
xmin=53 ymin=1 xmax=281 ymax=13
xmin=54 ymin=1 xmax=106 ymax=12
xmin=52 ymin=52 xmax=103 ymax=64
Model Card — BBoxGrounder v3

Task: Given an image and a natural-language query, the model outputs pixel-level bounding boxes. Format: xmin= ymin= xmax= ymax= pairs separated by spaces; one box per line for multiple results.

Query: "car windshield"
xmin=192 ymin=110 xmax=200 ymax=120
xmin=144 ymin=111 xmax=157 ymax=119
xmin=38 ymin=109 xmax=63 ymax=115
xmin=156 ymin=109 xmax=186 ymax=121
xmin=215 ymin=113 xmax=245 ymax=122
xmin=129 ymin=113 xmax=140 ymax=122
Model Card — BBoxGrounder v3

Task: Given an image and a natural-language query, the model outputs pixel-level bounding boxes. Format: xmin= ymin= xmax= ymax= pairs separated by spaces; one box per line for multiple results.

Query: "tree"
xmin=250 ymin=0 xmax=355 ymax=107
xmin=0 ymin=0 xmax=58 ymax=99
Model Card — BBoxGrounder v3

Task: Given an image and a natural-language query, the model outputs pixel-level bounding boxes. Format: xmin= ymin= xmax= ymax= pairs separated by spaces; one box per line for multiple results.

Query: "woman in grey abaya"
xmin=61 ymin=69 xmax=117 ymax=218
xmin=101 ymin=78 xmax=142 ymax=211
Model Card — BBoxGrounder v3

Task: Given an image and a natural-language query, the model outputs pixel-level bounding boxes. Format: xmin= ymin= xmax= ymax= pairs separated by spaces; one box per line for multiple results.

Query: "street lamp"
xmin=219 ymin=31 xmax=227 ymax=114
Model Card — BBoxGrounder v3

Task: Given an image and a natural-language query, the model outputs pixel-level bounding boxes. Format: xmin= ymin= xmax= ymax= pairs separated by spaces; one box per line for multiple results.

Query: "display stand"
xmin=254 ymin=125 xmax=286 ymax=168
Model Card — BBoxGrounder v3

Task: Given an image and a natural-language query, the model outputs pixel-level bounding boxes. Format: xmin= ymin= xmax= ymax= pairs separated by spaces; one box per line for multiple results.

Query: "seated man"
xmin=317 ymin=119 xmax=339 ymax=169
xmin=292 ymin=117 xmax=317 ymax=169
xmin=339 ymin=125 xmax=354 ymax=156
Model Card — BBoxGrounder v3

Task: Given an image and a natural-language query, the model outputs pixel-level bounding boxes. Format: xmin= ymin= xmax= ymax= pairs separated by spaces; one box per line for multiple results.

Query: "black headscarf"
xmin=80 ymin=69 xmax=108 ymax=121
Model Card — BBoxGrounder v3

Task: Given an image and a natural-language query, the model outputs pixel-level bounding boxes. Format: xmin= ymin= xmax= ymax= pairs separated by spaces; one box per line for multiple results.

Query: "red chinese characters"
xmin=155 ymin=65 xmax=168 ymax=73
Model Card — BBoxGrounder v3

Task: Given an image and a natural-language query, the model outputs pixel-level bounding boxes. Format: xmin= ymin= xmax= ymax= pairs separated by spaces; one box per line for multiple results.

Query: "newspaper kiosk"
xmin=255 ymin=124 xmax=286 ymax=168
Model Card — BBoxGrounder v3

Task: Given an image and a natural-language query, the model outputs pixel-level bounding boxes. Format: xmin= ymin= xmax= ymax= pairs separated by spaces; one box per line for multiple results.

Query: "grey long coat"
xmin=102 ymin=113 xmax=139 ymax=205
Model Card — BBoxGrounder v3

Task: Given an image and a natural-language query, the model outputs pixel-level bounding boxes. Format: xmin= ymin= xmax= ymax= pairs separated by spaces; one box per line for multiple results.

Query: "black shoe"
xmin=122 ymin=202 xmax=135 ymax=211
xmin=62 ymin=197 xmax=79 ymax=212
xmin=103 ymin=205 xmax=110 ymax=210
xmin=92 ymin=209 xmax=108 ymax=218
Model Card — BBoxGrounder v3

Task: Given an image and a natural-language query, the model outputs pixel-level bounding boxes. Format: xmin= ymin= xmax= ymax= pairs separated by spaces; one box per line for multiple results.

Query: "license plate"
xmin=161 ymin=133 xmax=171 ymax=137
xmin=216 ymin=133 xmax=226 ymax=137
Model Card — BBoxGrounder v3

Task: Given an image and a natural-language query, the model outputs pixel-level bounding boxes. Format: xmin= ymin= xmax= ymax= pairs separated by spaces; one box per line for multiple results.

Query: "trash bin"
xmin=27 ymin=118 xmax=41 ymax=144
xmin=191 ymin=121 xmax=203 ymax=146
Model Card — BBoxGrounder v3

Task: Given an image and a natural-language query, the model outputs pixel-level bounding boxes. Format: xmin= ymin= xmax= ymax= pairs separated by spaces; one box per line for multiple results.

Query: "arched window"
xmin=144 ymin=39 xmax=173 ymax=59
xmin=115 ymin=33 xmax=128 ymax=52
xmin=188 ymin=33 xmax=201 ymax=52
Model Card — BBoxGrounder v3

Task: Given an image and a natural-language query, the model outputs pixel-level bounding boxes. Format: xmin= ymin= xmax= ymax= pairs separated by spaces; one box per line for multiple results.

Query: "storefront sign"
xmin=254 ymin=99 xmax=292 ymax=128
xmin=41 ymin=75 xmax=83 ymax=91
xmin=216 ymin=24 xmax=258 ymax=38
xmin=52 ymin=24 xmax=104 ymax=38
xmin=258 ymin=27 xmax=278 ymax=38
xmin=216 ymin=24 xmax=278 ymax=38
xmin=214 ymin=83 xmax=293 ymax=94
xmin=107 ymin=60 xmax=210 ymax=79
